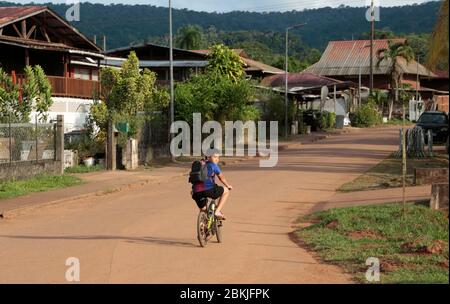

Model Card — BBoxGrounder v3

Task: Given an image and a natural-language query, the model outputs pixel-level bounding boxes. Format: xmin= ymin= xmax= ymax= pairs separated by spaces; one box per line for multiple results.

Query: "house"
xmin=104 ymin=43 xmax=208 ymax=85
xmin=0 ymin=6 xmax=104 ymax=131
xmin=260 ymin=72 xmax=358 ymax=115
xmin=304 ymin=39 xmax=446 ymax=100
xmin=192 ymin=49 xmax=285 ymax=79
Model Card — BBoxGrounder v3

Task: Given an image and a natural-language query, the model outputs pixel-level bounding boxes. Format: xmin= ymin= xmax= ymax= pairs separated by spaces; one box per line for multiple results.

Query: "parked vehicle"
xmin=416 ymin=111 xmax=449 ymax=145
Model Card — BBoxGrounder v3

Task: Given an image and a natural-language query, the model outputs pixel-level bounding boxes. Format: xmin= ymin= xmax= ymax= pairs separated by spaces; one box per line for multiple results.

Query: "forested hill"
xmin=0 ymin=1 xmax=442 ymax=50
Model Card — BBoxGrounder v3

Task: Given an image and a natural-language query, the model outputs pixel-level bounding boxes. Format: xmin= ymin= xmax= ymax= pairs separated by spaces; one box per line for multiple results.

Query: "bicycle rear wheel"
xmin=215 ymin=220 xmax=223 ymax=243
xmin=197 ymin=211 xmax=209 ymax=247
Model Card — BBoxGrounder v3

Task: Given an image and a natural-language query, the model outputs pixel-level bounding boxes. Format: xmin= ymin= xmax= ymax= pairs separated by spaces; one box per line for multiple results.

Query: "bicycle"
xmin=197 ymin=198 xmax=223 ymax=247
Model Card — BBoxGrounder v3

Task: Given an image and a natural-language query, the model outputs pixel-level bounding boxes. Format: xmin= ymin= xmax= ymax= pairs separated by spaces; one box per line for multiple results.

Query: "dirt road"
xmin=0 ymin=127 xmax=399 ymax=283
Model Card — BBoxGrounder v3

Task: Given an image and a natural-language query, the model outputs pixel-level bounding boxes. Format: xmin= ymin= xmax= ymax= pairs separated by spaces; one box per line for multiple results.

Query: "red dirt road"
xmin=0 ymin=127 xmax=399 ymax=283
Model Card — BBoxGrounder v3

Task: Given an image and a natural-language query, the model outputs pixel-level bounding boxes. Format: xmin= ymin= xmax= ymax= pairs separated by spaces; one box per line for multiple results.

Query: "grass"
xmin=65 ymin=165 xmax=104 ymax=174
xmin=0 ymin=174 xmax=84 ymax=200
xmin=382 ymin=119 xmax=415 ymax=126
xmin=296 ymin=203 xmax=449 ymax=284
xmin=338 ymin=153 xmax=449 ymax=192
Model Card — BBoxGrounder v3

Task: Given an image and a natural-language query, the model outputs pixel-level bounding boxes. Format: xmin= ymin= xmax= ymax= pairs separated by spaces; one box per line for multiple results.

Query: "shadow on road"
xmin=0 ymin=235 xmax=198 ymax=248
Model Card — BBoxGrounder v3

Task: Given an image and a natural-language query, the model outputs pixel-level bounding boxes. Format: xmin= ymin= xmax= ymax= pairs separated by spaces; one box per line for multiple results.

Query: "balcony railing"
xmin=15 ymin=74 xmax=100 ymax=99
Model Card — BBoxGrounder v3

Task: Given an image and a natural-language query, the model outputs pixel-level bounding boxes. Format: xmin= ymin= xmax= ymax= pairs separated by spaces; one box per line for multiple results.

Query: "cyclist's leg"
xmin=215 ymin=186 xmax=229 ymax=215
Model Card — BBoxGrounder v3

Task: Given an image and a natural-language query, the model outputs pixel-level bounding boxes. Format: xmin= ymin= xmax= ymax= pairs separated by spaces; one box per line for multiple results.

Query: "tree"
xmin=175 ymin=69 xmax=258 ymax=124
xmin=175 ymin=25 xmax=204 ymax=50
xmin=207 ymin=44 xmax=245 ymax=82
xmin=0 ymin=66 xmax=53 ymax=123
xmin=368 ymin=89 xmax=388 ymax=115
xmin=376 ymin=41 xmax=414 ymax=120
xmin=427 ymin=0 xmax=449 ymax=71
xmin=90 ymin=52 xmax=169 ymax=146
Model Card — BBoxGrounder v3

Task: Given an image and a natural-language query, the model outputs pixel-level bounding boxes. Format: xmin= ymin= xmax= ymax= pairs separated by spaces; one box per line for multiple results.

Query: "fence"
xmin=0 ymin=118 xmax=56 ymax=164
xmin=136 ymin=111 xmax=171 ymax=165
xmin=0 ymin=115 xmax=64 ymax=182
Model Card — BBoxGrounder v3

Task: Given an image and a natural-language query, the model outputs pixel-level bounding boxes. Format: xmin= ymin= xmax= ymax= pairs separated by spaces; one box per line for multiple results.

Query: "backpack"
xmin=189 ymin=159 xmax=209 ymax=184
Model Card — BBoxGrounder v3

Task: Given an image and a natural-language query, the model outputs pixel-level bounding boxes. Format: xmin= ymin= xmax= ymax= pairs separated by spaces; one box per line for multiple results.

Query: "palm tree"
xmin=175 ymin=25 xmax=204 ymax=50
xmin=376 ymin=41 xmax=415 ymax=120
xmin=427 ymin=0 xmax=449 ymax=71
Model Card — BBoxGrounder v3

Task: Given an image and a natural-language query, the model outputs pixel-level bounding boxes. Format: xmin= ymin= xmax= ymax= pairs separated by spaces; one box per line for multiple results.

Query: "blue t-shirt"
xmin=193 ymin=161 xmax=222 ymax=193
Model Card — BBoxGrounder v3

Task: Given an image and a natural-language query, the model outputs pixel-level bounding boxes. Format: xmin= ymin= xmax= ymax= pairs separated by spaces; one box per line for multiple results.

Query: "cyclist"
xmin=192 ymin=149 xmax=233 ymax=220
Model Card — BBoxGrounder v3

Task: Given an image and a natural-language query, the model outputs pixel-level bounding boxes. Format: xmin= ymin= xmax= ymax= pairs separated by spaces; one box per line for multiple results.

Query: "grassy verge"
xmin=381 ymin=119 xmax=415 ymax=126
xmin=65 ymin=165 xmax=104 ymax=174
xmin=338 ymin=153 xmax=449 ymax=192
xmin=296 ymin=203 xmax=449 ymax=284
xmin=0 ymin=174 xmax=84 ymax=200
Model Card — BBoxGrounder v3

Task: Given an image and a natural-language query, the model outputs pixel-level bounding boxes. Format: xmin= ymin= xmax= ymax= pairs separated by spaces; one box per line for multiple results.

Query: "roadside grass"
xmin=296 ymin=203 xmax=449 ymax=284
xmin=381 ymin=119 xmax=415 ymax=126
xmin=0 ymin=174 xmax=84 ymax=200
xmin=65 ymin=165 xmax=104 ymax=174
xmin=338 ymin=153 xmax=449 ymax=192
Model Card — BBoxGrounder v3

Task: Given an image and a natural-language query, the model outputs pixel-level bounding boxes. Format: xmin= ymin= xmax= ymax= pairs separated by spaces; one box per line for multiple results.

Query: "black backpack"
xmin=189 ymin=159 xmax=209 ymax=184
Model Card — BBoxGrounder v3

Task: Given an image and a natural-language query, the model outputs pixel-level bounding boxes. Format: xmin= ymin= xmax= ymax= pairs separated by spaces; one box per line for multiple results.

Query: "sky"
xmin=2 ymin=0 xmax=436 ymax=12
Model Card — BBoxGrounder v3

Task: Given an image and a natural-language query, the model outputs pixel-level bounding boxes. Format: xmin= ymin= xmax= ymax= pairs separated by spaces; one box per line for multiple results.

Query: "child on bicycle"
xmin=192 ymin=149 xmax=233 ymax=220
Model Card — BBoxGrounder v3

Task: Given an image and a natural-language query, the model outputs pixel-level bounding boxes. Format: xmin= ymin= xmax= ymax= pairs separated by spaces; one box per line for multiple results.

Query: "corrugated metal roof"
xmin=102 ymin=58 xmax=208 ymax=68
xmin=261 ymin=72 xmax=344 ymax=89
xmin=0 ymin=6 xmax=45 ymax=27
xmin=305 ymin=39 xmax=436 ymax=77
xmin=0 ymin=6 xmax=101 ymax=52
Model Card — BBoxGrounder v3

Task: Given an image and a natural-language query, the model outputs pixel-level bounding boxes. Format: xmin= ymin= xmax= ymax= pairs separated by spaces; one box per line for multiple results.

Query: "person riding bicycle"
xmin=192 ymin=149 xmax=233 ymax=220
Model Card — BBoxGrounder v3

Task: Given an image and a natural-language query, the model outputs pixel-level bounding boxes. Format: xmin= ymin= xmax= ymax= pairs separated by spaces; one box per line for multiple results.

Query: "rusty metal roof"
xmin=0 ymin=6 xmax=101 ymax=53
xmin=0 ymin=6 xmax=45 ymax=27
xmin=261 ymin=72 xmax=345 ymax=89
xmin=305 ymin=39 xmax=435 ymax=77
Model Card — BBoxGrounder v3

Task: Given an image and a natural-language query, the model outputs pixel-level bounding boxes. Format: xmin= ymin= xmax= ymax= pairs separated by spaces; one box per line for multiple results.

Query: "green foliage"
xmin=369 ymin=89 xmax=388 ymax=113
xmin=0 ymin=174 xmax=83 ymax=200
xmin=175 ymin=69 xmax=258 ymax=124
xmin=175 ymin=25 xmax=205 ymax=49
xmin=65 ymin=132 xmax=104 ymax=160
xmin=351 ymin=102 xmax=382 ymax=128
xmin=297 ymin=203 xmax=449 ymax=283
xmin=91 ymin=52 xmax=169 ymax=148
xmin=207 ymin=44 xmax=245 ymax=82
xmin=0 ymin=66 xmax=53 ymax=123
xmin=427 ymin=0 xmax=449 ymax=70
xmin=34 ymin=1 xmax=441 ymax=51
xmin=65 ymin=164 xmax=104 ymax=174
xmin=318 ymin=111 xmax=336 ymax=130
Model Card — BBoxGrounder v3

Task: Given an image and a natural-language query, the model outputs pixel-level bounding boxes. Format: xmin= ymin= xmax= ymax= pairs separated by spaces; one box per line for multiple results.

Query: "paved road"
xmin=0 ymin=127 xmax=399 ymax=283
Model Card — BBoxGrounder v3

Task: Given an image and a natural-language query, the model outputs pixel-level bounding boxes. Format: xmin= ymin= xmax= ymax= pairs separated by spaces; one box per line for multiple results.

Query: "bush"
xmin=351 ymin=102 xmax=382 ymax=128
xmin=302 ymin=110 xmax=336 ymax=131
xmin=318 ymin=111 xmax=336 ymax=130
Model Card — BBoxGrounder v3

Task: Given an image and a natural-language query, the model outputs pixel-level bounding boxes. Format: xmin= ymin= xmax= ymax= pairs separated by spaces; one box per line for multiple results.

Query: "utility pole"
xmin=285 ymin=23 xmax=306 ymax=139
xmin=416 ymin=55 xmax=420 ymax=101
xmin=370 ymin=0 xmax=375 ymax=96
xmin=169 ymin=0 xmax=175 ymax=159
xmin=285 ymin=29 xmax=289 ymax=140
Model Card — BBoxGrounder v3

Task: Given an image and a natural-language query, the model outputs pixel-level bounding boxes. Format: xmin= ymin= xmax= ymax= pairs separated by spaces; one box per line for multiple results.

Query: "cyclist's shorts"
xmin=192 ymin=184 xmax=224 ymax=209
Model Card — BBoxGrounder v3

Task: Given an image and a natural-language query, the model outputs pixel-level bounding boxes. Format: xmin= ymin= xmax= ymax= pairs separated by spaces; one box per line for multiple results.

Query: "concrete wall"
xmin=430 ymin=183 xmax=449 ymax=210
xmin=414 ymin=168 xmax=449 ymax=185
xmin=30 ymin=97 xmax=96 ymax=133
xmin=0 ymin=160 xmax=62 ymax=182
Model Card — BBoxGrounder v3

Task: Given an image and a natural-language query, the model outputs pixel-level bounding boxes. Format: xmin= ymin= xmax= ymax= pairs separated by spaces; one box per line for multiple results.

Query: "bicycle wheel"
xmin=215 ymin=219 xmax=223 ymax=243
xmin=197 ymin=211 xmax=209 ymax=247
